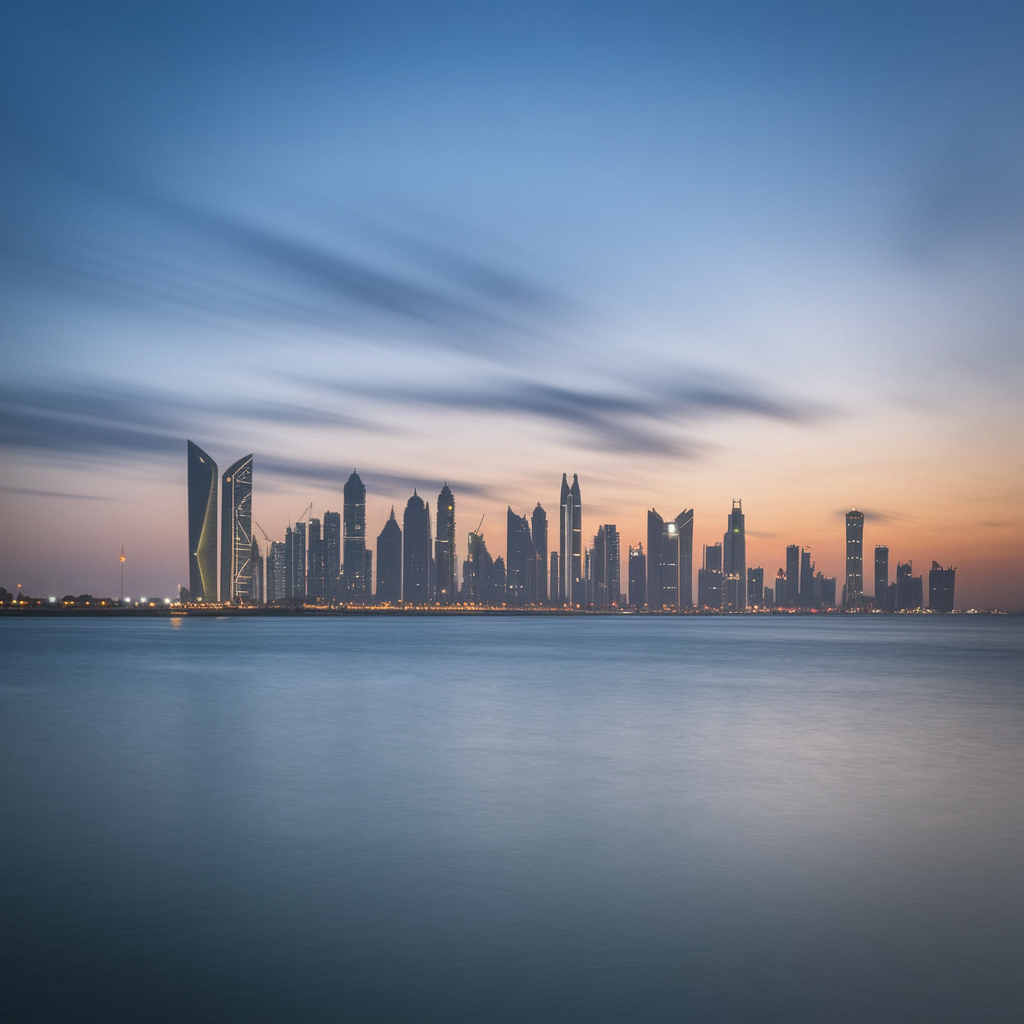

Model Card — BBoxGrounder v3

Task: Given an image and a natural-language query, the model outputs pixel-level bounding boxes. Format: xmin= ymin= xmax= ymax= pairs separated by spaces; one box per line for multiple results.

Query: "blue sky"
xmin=2 ymin=2 xmax=1023 ymax=604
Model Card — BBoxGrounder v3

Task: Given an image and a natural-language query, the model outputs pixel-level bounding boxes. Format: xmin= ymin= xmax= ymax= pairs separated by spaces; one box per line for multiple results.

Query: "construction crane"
xmin=473 ymin=513 xmax=485 ymax=537
xmin=296 ymin=503 xmax=313 ymax=525
xmin=254 ymin=522 xmax=273 ymax=547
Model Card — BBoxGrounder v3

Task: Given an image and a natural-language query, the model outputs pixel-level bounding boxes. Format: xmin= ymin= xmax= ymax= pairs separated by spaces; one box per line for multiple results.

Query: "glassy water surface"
xmin=2 ymin=615 xmax=1022 ymax=1022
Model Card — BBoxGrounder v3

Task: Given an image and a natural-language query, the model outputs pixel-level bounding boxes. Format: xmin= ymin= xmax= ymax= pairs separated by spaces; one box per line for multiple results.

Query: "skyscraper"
xmin=403 ymin=492 xmax=430 ymax=604
xmin=896 ymin=560 xmax=923 ymax=610
xmin=466 ymin=528 xmax=495 ymax=604
xmin=376 ymin=508 xmax=402 ymax=603
xmin=875 ymin=546 xmax=889 ymax=610
xmin=785 ymin=545 xmax=801 ymax=607
xmin=187 ymin=441 xmax=218 ymax=602
xmin=268 ymin=540 xmax=286 ymax=602
xmin=251 ymin=538 xmax=264 ymax=605
xmin=591 ymin=524 xmax=620 ymax=609
xmin=928 ymin=562 xmax=956 ymax=612
xmin=747 ymin=566 xmax=764 ymax=607
xmin=506 ymin=507 xmax=536 ymax=606
xmin=323 ymin=511 xmax=341 ymax=602
xmin=799 ymin=549 xmax=814 ymax=609
xmin=307 ymin=517 xmax=323 ymax=601
xmin=219 ymin=454 xmax=253 ymax=603
xmin=285 ymin=521 xmax=307 ymax=600
xmin=435 ymin=483 xmax=456 ymax=604
xmin=558 ymin=474 xmax=582 ymax=605
xmin=343 ymin=471 xmax=367 ymax=600
xmin=722 ymin=499 xmax=746 ymax=609
xmin=628 ymin=543 xmax=646 ymax=609
xmin=845 ymin=510 xmax=865 ymax=608
xmin=532 ymin=503 xmax=548 ymax=604
xmin=647 ymin=508 xmax=694 ymax=610
xmin=698 ymin=542 xmax=723 ymax=609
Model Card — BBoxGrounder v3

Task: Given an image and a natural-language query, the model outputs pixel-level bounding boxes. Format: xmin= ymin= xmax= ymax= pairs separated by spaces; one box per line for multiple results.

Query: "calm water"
xmin=2 ymin=615 xmax=1022 ymax=1022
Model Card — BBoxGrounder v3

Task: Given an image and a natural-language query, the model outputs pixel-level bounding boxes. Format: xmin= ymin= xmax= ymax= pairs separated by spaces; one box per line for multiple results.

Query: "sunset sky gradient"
xmin=2 ymin=2 xmax=1023 ymax=606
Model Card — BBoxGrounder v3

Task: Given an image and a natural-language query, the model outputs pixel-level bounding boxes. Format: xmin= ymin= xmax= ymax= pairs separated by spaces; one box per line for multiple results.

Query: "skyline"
xmin=2 ymin=3 xmax=1023 ymax=607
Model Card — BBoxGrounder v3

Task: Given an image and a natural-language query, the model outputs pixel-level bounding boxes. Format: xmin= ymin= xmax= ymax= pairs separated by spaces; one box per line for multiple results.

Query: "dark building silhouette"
xmin=558 ymin=474 xmax=582 ymax=605
xmin=323 ymin=511 xmax=341 ymax=602
xmin=376 ymin=508 xmax=402 ymax=603
xmin=268 ymin=540 xmax=286 ymax=602
xmin=187 ymin=441 xmax=218 ymax=602
xmin=466 ymin=528 xmax=496 ymax=603
xmin=698 ymin=543 xmax=723 ymax=609
xmin=285 ymin=521 xmax=306 ymax=600
xmin=896 ymin=561 xmax=923 ymax=610
xmin=506 ymin=508 xmax=536 ymax=606
xmin=307 ymin=517 xmax=324 ymax=601
xmin=343 ymin=471 xmax=367 ymax=600
xmin=364 ymin=550 xmax=373 ymax=600
xmin=748 ymin=566 xmax=764 ymax=606
xmin=549 ymin=551 xmax=559 ymax=602
xmin=492 ymin=556 xmax=507 ymax=602
xmin=763 ymin=584 xmax=775 ymax=607
xmin=929 ymin=562 xmax=956 ymax=612
xmin=220 ymin=453 xmax=253 ymax=603
xmin=845 ymin=510 xmax=865 ymax=607
xmin=875 ymin=545 xmax=889 ymax=610
xmin=628 ymin=543 xmax=646 ymax=609
xmin=592 ymin=524 xmax=620 ymax=609
xmin=816 ymin=573 xmax=837 ymax=609
xmin=435 ymin=483 xmax=456 ymax=604
xmin=722 ymin=500 xmax=746 ymax=608
xmin=251 ymin=539 xmax=264 ymax=605
xmin=785 ymin=545 xmax=801 ymax=607
xmin=647 ymin=509 xmax=693 ymax=610
xmin=532 ymin=503 xmax=548 ymax=604
xmin=403 ymin=492 xmax=430 ymax=603
xmin=800 ymin=549 xmax=814 ymax=608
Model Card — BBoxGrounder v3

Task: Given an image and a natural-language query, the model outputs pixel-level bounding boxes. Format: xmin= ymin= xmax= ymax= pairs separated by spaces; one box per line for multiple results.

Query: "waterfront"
xmin=2 ymin=616 xmax=1022 ymax=1022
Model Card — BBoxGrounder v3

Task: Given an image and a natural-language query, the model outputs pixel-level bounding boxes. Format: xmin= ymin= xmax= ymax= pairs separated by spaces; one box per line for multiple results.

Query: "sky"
xmin=1 ymin=1 xmax=1023 ymax=607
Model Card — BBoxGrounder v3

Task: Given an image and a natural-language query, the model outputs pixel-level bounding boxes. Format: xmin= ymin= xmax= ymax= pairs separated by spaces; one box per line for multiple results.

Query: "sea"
xmin=2 ymin=614 xmax=1022 ymax=1023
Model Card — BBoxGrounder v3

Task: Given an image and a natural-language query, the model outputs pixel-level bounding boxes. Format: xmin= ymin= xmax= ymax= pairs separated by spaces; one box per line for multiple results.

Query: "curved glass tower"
xmin=187 ymin=441 xmax=218 ymax=602
xmin=221 ymin=454 xmax=253 ymax=603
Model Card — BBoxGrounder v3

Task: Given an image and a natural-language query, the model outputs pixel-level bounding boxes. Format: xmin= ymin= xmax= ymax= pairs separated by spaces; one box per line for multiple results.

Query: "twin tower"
xmin=186 ymin=441 xmax=253 ymax=603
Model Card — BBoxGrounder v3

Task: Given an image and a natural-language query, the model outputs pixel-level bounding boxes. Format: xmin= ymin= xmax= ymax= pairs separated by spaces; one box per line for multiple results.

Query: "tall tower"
xmin=845 ymin=510 xmax=865 ymax=607
xmin=558 ymin=474 xmax=582 ymax=605
xmin=343 ymin=471 xmax=367 ymax=599
xmin=187 ymin=441 xmax=218 ymax=602
xmin=506 ymin=507 xmax=536 ymax=606
xmin=376 ymin=508 xmax=402 ymax=603
xmin=722 ymin=499 xmax=746 ymax=609
xmin=220 ymin=454 xmax=253 ymax=603
xmin=435 ymin=483 xmax=456 ymax=603
xmin=532 ymin=503 xmax=548 ymax=604
xmin=874 ymin=546 xmax=889 ymax=610
xmin=785 ymin=545 xmax=800 ymax=607
xmin=323 ymin=511 xmax=341 ymax=602
xmin=403 ymin=491 xmax=430 ymax=603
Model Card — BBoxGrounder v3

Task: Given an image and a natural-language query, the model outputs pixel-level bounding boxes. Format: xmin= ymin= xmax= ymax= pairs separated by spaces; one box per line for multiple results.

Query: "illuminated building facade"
xmin=722 ymin=499 xmax=746 ymax=608
xmin=187 ymin=440 xmax=218 ymax=602
xmin=845 ymin=509 xmax=865 ymax=607
xmin=435 ymin=483 xmax=456 ymax=603
xmin=558 ymin=473 xmax=582 ymax=605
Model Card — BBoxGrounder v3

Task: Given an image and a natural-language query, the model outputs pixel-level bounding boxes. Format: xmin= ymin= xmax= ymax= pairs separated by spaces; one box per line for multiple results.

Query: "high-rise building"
xmin=698 ymin=543 xmax=723 ymax=609
xmin=219 ymin=454 xmax=253 ymax=603
xmin=187 ymin=441 xmax=218 ymax=602
xmin=799 ymin=549 xmax=814 ymax=608
xmin=647 ymin=509 xmax=694 ymax=610
xmin=532 ymin=503 xmax=548 ymax=604
xmin=558 ymin=474 xmax=582 ymax=605
xmin=785 ymin=545 xmax=801 ymax=607
xmin=763 ymin=585 xmax=775 ymax=607
xmin=549 ymin=551 xmax=559 ymax=602
xmin=268 ymin=540 xmax=287 ymax=602
xmin=592 ymin=525 xmax=620 ymax=609
xmin=251 ymin=539 xmax=264 ymax=605
xmin=874 ymin=546 xmax=889 ymax=610
xmin=435 ymin=483 xmax=456 ymax=604
xmin=845 ymin=510 xmax=865 ymax=607
xmin=506 ymin=507 xmax=536 ymax=606
xmin=928 ymin=562 xmax=956 ymax=612
xmin=307 ymin=517 xmax=324 ymax=601
xmin=343 ymin=471 xmax=367 ymax=600
xmin=896 ymin=561 xmax=923 ymax=610
xmin=466 ymin=528 xmax=496 ymax=603
xmin=628 ymin=543 xmax=646 ymax=609
xmin=747 ymin=566 xmax=764 ymax=607
xmin=376 ymin=508 xmax=402 ymax=603
xmin=364 ymin=550 xmax=373 ymax=600
xmin=323 ymin=511 xmax=341 ymax=602
xmin=403 ymin=492 xmax=430 ymax=604
xmin=722 ymin=500 xmax=747 ymax=608
xmin=285 ymin=521 xmax=307 ymax=600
